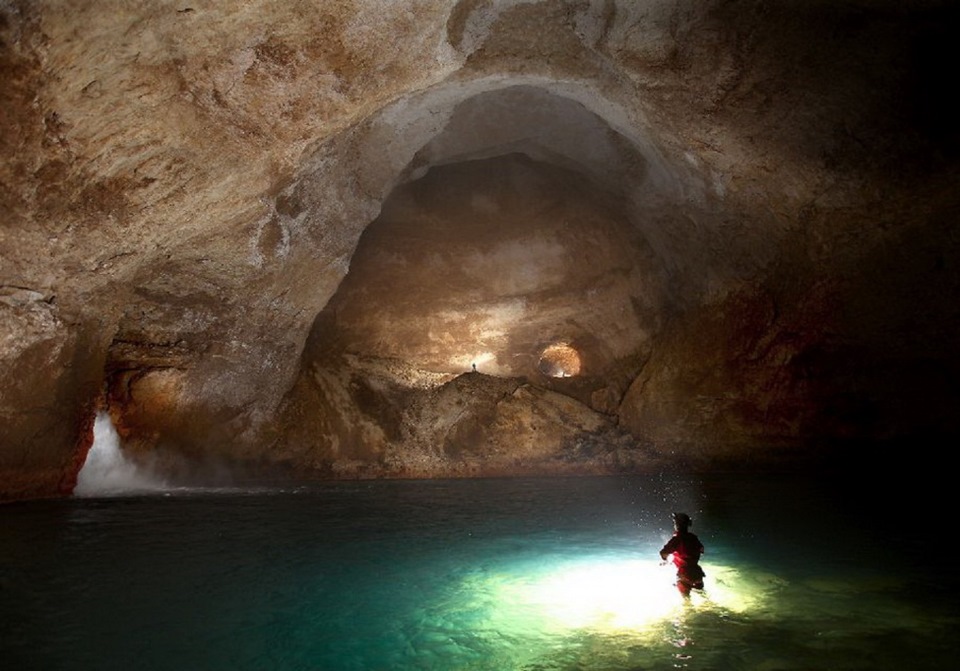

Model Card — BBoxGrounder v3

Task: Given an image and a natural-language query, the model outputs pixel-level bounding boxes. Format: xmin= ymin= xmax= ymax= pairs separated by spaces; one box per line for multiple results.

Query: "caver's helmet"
xmin=672 ymin=512 xmax=692 ymax=530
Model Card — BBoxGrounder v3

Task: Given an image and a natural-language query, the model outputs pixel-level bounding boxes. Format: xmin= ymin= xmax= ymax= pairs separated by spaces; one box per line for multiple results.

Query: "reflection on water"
xmin=0 ymin=474 xmax=955 ymax=670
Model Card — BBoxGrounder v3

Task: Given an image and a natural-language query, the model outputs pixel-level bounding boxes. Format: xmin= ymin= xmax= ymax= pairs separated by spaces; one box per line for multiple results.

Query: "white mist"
xmin=74 ymin=412 xmax=167 ymax=496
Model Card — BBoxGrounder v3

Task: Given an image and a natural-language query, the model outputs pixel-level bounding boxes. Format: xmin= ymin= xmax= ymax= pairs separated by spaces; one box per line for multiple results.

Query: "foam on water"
xmin=74 ymin=412 xmax=168 ymax=496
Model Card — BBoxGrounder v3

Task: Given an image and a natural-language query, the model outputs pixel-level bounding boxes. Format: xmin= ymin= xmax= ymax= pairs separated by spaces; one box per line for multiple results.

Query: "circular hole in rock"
xmin=538 ymin=343 xmax=581 ymax=378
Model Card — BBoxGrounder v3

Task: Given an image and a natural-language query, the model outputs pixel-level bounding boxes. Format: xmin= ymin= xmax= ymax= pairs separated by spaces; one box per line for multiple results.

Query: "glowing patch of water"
xmin=467 ymin=555 xmax=763 ymax=641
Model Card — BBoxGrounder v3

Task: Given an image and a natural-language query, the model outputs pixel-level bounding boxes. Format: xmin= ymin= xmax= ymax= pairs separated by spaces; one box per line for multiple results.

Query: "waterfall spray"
xmin=74 ymin=412 xmax=167 ymax=496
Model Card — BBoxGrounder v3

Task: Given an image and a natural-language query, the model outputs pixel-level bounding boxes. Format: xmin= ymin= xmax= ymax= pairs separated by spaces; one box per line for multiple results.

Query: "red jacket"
xmin=660 ymin=531 xmax=704 ymax=577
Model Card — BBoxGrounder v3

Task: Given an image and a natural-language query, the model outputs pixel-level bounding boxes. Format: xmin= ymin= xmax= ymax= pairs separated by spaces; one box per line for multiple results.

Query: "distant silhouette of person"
xmin=472 ymin=362 xmax=477 ymax=372
xmin=659 ymin=512 xmax=705 ymax=596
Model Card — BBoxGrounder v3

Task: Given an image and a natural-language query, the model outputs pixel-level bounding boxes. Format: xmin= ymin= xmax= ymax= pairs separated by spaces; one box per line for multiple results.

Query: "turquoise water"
xmin=1 ymin=474 xmax=955 ymax=670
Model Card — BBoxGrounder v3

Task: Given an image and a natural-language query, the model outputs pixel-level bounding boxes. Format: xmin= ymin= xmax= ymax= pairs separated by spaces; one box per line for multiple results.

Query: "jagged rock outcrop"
xmin=2 ymin=0 xmax=958 ymax=499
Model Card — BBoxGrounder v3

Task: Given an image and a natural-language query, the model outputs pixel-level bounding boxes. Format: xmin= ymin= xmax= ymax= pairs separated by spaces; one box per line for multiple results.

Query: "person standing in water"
xmin=659 ymin=512 xmax=705 ymax=596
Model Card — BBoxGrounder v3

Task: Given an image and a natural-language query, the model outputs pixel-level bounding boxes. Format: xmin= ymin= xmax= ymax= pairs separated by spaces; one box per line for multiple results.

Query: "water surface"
xmin=1 ymin=474 xmax=954 ymax=670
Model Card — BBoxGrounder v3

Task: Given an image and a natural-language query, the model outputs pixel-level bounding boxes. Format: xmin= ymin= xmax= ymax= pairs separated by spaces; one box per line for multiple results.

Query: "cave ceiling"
xmin=1 ymin=0 xmax=958 ymax=499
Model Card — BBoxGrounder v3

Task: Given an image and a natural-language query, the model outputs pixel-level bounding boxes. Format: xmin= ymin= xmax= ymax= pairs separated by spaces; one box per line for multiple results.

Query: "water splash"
xmin=74 ymin=412 xmax=168 ymax=496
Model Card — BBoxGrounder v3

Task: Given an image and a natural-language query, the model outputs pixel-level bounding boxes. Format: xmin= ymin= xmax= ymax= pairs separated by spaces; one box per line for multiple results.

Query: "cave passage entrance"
xmin=304 ymin=152 xmax=655 ymax=385
xmin=538 ymin=342 xmax=582 ymax=378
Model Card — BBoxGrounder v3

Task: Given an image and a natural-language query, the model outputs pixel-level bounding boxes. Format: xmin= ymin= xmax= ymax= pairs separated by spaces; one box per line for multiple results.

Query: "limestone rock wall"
xmin=2 ymin=0 xmax=958 ymax=499
xmin=278 ymin=361 xmax=647 ymax=480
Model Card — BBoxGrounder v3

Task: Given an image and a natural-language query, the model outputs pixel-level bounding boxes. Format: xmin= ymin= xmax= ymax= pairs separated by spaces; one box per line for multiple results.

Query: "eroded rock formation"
xmin=2 ymin=0 xmax=958 ymax=499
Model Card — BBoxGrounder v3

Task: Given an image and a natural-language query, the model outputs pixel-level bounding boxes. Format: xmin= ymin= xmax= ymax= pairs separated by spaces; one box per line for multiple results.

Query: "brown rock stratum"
xmin=2 ymin=0 xmax=958 ymax=500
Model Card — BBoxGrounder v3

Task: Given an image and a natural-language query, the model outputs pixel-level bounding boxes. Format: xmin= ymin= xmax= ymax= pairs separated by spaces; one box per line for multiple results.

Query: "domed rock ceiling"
xmin=1 ymin=0 xmax=958 ymax=499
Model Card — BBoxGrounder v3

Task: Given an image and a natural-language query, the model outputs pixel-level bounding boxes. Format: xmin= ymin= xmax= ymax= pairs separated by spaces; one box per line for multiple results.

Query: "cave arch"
xmin=302 ymin=151 xmax=660 ymax=382
xmin=403 ymin=84 xmax=654 ymax=196
xmin=350 ymin=78 xmax=697 ymax=208
xmin=292 ymin=78 xmax=688 ymax=387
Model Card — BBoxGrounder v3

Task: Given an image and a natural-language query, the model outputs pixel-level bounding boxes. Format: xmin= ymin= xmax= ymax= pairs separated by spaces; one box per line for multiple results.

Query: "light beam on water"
xmin=74 ymin=412 xmax=168 ymax=497
xmin=4 ymin=475 xmax=951 ymax=670
xmin=469 ymin=555 xmax=760 ymax=640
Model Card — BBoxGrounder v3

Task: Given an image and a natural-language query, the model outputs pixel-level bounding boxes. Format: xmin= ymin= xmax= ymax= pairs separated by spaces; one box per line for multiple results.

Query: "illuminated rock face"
xmin=2 ymin=1 xmax=958 ymax=498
